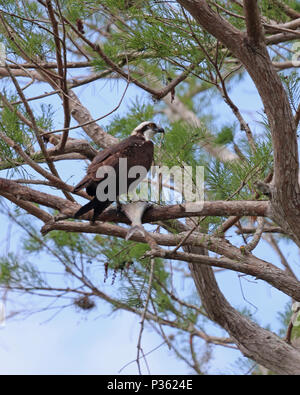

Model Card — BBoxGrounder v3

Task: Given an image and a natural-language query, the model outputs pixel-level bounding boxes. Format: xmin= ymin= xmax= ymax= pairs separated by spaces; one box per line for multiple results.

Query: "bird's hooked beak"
xmin=155 ymin=127 xmax=165 ymax=145
xmin=141 ymin=123 xmax=165 ymax=141
xmin=156 ymin=126 xmax=165 ymax=134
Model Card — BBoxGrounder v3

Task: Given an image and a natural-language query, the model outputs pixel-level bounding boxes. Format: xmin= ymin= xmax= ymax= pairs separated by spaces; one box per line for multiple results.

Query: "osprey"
xmin=73 ymin=121 xmax=164 ymax=221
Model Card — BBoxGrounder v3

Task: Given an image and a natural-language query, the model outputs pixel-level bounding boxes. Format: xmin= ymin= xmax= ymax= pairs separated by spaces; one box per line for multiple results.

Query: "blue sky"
xmin=0 ymin=69 xmax=298 ymax=375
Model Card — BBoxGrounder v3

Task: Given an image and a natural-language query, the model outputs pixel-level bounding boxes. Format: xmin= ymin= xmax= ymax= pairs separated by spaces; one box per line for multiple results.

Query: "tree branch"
xmin=178 ymin=0 xmax=300 ymax=247
xmin=37 ymin=217 xmax=300 ymax=303
xmin=0 ymin=177 xmax=270 ymax=222
xmin=243 ymin=0 xmax=265 ymax=46
xmin=187 ymin=247 xmax=300 ymax=374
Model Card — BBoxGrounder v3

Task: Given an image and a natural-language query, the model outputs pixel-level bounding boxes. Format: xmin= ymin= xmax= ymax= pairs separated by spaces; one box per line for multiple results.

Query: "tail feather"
xmin=92 ymin=201 xmax=111 ymax=222
xmin=74 ymin=198 xmax=111 ymax=220
xmin=74 ymin=198 xmax=96 ymax=219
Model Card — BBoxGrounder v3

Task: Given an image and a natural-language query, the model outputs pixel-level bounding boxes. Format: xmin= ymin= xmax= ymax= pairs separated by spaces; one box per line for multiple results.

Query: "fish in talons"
xmin=121 ymin=201 xmax=150 ymax=241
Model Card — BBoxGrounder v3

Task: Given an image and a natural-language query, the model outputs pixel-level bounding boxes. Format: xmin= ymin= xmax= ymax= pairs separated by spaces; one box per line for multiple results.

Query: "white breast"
xmin=143 ymin=129 xmax=156 ymax=141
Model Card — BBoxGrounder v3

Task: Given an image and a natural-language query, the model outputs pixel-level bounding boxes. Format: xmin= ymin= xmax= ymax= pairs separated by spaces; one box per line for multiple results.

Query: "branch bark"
xmin=37 ymin=218 xmax=300 ymax=303
xmin=243 ymin=0 xmax=265 ymax=46
xmin=188 ymin=250 xmax=300 ymax=375
xmin=177 ymin=0 xmax=300 ymax=246
xmin=0 ymin=178 xmax=270 ymax=221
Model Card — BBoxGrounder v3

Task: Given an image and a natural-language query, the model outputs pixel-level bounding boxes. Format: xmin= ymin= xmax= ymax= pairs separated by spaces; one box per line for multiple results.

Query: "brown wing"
xmin=73 ymin=135 xmax=150 ymax=193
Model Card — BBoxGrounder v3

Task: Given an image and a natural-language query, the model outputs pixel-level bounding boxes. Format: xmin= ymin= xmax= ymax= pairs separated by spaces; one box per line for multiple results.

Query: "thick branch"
xmin=243 ymin=0 xmax=265 ymax=46
xmin=1 ymin=193 xmax=52 ymax=223
xmin=67 ymin=90 xmax=118 ymax=148
xmin=188 ymin=250 xmax=300 ymax=375
xmin=39 ymin=219 xmax=300 ymax=302
xmin=0 ymin=178 xmax=270 ymax=221
xmin=274 ymin=1 xmax=300 ymax=19
xmin=0 ymin=178 xmax=79 ymax=214
xmin=178 ymin=0 xmax=300 ymax=246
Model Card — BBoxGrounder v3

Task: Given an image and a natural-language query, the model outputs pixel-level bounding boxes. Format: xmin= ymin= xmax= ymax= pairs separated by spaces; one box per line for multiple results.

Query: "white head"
xmin=131 ymin=121 xmax=165 ymax=141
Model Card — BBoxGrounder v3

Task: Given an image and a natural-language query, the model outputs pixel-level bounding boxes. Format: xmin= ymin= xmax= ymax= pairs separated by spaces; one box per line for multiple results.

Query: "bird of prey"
xmin=73 ymin=121 xmax=164 ymax=221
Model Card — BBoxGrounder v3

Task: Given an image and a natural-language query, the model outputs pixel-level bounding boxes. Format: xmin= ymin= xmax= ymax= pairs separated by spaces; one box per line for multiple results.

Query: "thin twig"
xmin=243 ymin=217 xmax=265 ymax=253
xmin=136 ymin=258 xmax=155 ymax=375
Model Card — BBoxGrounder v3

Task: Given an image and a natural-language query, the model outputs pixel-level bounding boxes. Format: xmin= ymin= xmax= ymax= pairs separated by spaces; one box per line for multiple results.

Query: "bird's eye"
xmin=149 ymin=123 xmax=155 ymax=128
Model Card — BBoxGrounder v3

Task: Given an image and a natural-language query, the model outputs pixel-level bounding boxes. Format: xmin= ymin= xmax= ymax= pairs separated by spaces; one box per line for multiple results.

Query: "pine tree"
xmin=0 ymin=0 xmax=300 ymax=375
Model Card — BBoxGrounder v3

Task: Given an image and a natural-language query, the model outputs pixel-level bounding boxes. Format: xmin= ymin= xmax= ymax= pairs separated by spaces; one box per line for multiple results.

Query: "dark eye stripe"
xmin=140 ymin=124 xmax=150 ymax=132
xmin=140 ymin=125 xmax=148 ymax=132
xmin=140 ymin=123 xmax=156 ymax=133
